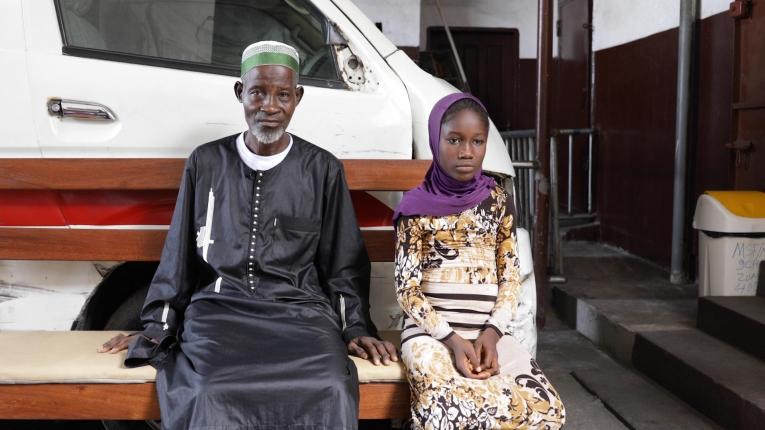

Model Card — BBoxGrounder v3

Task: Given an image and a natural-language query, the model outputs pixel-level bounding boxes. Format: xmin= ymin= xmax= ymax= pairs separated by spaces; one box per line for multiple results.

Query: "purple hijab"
xmin=393 ymin=93 xmax=496 ymax=222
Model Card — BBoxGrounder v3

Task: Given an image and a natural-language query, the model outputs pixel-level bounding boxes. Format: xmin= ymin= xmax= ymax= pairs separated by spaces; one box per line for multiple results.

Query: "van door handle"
xmin=47 ymin=98 xmax=117 ymax=121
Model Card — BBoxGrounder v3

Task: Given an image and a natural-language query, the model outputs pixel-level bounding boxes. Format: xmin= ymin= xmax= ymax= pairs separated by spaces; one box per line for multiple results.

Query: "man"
xmin=99 ymin=40 xmax=397 ymax=429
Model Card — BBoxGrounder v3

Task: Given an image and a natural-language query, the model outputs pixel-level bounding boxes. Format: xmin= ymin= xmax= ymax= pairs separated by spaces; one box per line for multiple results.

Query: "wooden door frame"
xmin=425 ymin=26 xmax=520 ymax=130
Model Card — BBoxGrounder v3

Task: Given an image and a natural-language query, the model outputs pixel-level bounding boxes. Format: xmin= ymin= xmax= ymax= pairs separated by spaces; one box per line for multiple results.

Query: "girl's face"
xmin=438 ymin=109 xmax=488 ymax=182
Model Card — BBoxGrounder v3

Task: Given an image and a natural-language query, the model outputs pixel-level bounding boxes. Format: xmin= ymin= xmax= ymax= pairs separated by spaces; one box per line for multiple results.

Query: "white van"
xmin=0 ymin=0 xmax=536 ymax=352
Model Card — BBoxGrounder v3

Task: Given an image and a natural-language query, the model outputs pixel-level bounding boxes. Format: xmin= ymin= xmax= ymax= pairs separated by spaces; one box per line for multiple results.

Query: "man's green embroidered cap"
xmin=241 ymin=41 xmax=300 ymax=77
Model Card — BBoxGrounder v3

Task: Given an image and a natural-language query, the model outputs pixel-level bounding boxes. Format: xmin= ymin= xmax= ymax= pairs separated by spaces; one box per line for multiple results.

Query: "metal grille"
xmin=502 ymin=128 xmax=598 ymax=282
xmin=501 ymin=129 xmax=537 ymax=232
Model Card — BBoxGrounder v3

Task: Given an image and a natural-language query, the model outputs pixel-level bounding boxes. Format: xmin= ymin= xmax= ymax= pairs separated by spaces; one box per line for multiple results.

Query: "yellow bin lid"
xmin=705 ymin=191 xmax=765 ymax=218
xmin=693 ymin=191 xmax=765 ymax=233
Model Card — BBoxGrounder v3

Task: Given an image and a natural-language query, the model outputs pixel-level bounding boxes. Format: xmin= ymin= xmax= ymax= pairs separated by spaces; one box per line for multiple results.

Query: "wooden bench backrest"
xmin=0 ymin=159 xmax=430 ymax=262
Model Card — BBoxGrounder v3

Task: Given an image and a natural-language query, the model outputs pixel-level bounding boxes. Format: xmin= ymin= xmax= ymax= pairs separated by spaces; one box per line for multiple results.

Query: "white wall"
xmin=593 ymin=0 xmax=730 ymax=52
xmin=420 ymin=0 xmax=541 ymax=59
xmin=355 ymin=0 xmax=732 ymax=58
xmin=352 ymin=0 xmax=421 ymax=47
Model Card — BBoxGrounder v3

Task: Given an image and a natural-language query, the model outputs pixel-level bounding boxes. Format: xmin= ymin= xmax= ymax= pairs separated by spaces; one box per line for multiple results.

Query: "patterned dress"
xmin=395 ymin=186 xmax=566 ymax=430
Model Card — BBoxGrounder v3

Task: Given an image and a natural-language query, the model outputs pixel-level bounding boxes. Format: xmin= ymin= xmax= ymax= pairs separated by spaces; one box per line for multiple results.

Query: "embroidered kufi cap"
xmin=241 ymin=40 xmax=300 ymax=77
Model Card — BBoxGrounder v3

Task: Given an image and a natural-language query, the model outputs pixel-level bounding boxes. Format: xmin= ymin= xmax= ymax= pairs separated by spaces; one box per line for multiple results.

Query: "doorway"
xmin=424 ymin=27 xmax=520 ymax=131
xmin=555 ymin=0 xmax=594 ymax=217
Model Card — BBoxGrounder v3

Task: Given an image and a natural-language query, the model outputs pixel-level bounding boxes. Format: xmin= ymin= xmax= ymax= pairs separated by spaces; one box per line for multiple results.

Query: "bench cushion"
xmin=0 ymin=331 xmax=406 ymax=384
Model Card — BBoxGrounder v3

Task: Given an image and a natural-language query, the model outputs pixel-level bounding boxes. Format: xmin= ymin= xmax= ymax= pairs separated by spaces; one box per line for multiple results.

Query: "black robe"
xmin=125 ymin=134 xmax=377 ymax=430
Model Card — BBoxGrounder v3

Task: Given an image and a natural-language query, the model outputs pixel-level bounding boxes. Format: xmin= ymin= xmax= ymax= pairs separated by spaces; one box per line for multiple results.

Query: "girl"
xmin=394 ymin=93 xmax=565 ymax=430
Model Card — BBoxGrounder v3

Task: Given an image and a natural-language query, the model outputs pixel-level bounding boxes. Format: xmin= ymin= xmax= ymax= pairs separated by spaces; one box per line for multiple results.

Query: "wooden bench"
xmin=0 ymin=158 xmax=430 ymax=421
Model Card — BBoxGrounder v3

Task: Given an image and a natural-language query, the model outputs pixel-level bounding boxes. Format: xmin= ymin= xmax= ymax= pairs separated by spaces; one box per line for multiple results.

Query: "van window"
xmin=56 ymin=0 xmax=339 ymax=81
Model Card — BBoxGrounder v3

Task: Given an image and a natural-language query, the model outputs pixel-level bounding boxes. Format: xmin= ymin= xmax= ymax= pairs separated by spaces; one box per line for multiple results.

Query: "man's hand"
xmin=347 ymin=336 xmax=398 ymax=366
xmin=97 ymin=332 xmax=138 ymax=354
xmin=443 ymin=334 xmax=490 ymax=379
xmin=473 ymin=329 xmax=501 ymax=377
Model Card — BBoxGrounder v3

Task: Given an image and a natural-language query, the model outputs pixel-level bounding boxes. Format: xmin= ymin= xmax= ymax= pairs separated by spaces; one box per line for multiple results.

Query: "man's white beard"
xmin=252 ymin=124 xmax=285 ymax=145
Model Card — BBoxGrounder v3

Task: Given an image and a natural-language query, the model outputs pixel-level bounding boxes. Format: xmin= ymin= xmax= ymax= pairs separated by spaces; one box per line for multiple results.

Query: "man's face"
xmin=235 ymin=65 xmax=303 ymax=144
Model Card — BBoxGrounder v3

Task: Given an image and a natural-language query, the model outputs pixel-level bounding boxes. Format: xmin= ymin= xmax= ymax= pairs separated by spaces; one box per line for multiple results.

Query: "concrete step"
xmin=538 ymin=328 xmax=719 ymax=429
xmin=572 ymin=368 xmax=721 ymax=429
xmin=551 ymin=283 xmax=697 ymax=366
xmin=698 ymin=296 xmax=765 ymax=361
xmin=633 ymin=329 xmax=765 ymax=430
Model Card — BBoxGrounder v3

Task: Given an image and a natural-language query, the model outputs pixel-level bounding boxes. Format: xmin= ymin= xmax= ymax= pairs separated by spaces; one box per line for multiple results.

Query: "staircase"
xmin=633 ymin=261 xmax=765 ymax=430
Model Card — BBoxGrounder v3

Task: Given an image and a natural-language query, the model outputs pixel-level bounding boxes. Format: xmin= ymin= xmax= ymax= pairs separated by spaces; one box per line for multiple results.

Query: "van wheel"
xmin=102 ymin=283 xmax=150 ymax=331
xmin=72 ymin=262 xmax=159 ymax=331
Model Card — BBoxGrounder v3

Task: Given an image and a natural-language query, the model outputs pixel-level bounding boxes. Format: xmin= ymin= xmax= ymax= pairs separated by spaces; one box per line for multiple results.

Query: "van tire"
xmin=103 ymin=283 xmax=150 ymax=331
xmin=72 ymin=262 xmax=158 ymax=331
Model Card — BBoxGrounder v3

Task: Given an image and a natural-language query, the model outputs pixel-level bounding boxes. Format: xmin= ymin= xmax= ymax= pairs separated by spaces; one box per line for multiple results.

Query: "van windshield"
xmin=57 ymin=0 xmax=338 ymax=81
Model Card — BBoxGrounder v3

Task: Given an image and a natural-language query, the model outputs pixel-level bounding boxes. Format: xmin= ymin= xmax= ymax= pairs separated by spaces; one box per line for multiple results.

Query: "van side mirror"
xmin=326 ymin=21 xmax=348 ymax=45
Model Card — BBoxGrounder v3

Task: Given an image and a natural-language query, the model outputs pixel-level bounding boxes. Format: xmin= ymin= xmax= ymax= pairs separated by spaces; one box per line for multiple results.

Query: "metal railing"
xmin=502 ymin=128 xmax=598 ymax=282
xmin=554 ymin=129 xmax=596 ymax=217
xmin=501 ymin=130 xmax=537 ymax=233
xmin=549 ymin=128 xmax=598 ymax=282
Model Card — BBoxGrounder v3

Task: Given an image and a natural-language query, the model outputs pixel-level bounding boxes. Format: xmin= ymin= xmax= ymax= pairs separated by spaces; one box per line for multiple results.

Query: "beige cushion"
xmin=0 ymin=331 xmax=156 ymax=384
xmin=0 ymin=330 xmax=405 ymax=384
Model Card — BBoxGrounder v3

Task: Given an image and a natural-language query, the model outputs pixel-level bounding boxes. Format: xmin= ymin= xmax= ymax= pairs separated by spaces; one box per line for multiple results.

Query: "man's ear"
xmin=234 ymin=81 xmax=243 ymax=103
xmin=295 ymin=86 xmax=304 ymax=105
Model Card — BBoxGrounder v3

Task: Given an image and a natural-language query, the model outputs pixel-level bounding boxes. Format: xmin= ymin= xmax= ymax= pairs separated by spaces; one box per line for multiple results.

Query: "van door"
xmin=0 ymin=0 xmax=38 ymax=156
xmin=22 ymin=0 xmax=411 ymax=159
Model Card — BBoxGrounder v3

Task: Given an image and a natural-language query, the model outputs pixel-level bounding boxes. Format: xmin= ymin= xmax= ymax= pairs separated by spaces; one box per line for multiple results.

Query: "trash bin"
xmin=693 ymin=191 xmax=765 ymax=296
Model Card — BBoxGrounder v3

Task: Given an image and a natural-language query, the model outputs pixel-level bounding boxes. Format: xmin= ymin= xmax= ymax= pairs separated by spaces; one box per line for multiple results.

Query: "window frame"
xmin=53 ymin=0 xmax=347 ymax=89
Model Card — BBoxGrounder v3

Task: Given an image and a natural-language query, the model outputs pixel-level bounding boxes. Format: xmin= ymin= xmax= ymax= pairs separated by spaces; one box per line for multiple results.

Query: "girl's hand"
xmin=442 ymin=333 xmax=490 ymax=379
xmin=474 ymin=328 xmax=501 ymax=377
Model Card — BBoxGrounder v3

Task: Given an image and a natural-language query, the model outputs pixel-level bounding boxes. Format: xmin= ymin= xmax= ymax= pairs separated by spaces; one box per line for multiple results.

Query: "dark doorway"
xmin=425 ymin=27 xmax=519 ymax=130
xmin=730 ymin=1 xmax=765 ymax=190
xmin=555 ymin=0 xmax=593 ymax=215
